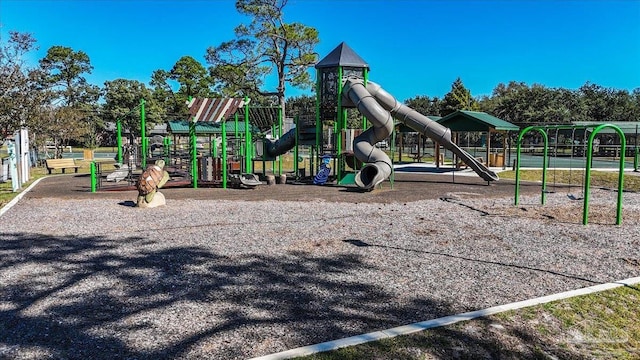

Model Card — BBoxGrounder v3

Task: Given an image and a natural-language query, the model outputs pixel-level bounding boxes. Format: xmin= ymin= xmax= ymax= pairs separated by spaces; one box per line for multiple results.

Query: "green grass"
xmin=0 ymin=159 xmax=117 ymax=209
xmin=499 ymin=169 xmax=640 ymax=192
xmin=0 ymin=167 xmax=48 ymax=209
xmin=296 ymin=286 xmax=640 ymax=359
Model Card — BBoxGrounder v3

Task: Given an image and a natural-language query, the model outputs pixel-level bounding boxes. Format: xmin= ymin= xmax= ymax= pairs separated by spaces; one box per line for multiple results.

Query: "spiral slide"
xmin=343 ymin=78 xmax=499 ymax=190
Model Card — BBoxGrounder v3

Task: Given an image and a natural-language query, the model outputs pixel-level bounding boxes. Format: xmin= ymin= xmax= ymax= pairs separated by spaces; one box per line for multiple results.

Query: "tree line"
xmin=1 ymin=0 xmax=318 ymax=157
xmin=405 ymin=77 xmax=640 ymax=127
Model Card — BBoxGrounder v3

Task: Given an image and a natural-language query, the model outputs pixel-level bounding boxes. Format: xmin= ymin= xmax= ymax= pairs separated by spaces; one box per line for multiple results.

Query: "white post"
xmin=8 ymin=141 xmax=19 ymax=192
xmin=19 ymin=128 xmax=30 ymax=183
xmin=14 ymin=129 xmax=30 ymax=186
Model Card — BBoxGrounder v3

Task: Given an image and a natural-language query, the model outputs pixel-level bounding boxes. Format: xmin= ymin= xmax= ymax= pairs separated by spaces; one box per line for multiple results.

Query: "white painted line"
xmin=0 ymin=176 xmax=47 ymax=217
xmin=250 ymin=276 xmax=640 ymax=360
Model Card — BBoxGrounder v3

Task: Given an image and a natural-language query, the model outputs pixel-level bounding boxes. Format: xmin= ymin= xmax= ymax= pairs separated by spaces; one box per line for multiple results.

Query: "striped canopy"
xmin=187 ymin=97 xmax=248 ymax=122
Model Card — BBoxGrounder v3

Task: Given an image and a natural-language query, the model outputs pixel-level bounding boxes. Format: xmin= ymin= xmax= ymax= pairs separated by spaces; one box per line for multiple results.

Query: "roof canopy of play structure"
xmin=186 ymin=97 xmax=280 ymax=132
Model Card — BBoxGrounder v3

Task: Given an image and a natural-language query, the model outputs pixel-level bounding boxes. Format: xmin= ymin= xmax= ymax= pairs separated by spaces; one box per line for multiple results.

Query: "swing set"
xmin=545 ymin=126 xmax=588 ymax=200
xmin=514 ymin=124 xmax=627 ymax=225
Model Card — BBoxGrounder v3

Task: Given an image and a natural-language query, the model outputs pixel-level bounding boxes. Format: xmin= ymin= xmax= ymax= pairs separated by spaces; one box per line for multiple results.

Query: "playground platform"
xmin=22 ymin=168 xmax=537 ymax=204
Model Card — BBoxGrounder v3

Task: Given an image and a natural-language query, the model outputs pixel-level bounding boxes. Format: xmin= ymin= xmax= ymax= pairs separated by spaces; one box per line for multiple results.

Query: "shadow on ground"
xmin=0 ymin=232 xmax=599 ymax=359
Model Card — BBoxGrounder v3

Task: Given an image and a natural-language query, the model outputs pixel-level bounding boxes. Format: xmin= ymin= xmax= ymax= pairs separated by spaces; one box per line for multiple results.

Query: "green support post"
xmin=140 ymin=99 xmax=146 ymax=168
xmin=235 ymin=112 xmax=239 ymax=138
xmin=634 ymin=125 xmax=638 ymax=172
xmin=271 ymin=123 xmax=276 ymax=175
xmin=90 ymin=161 xmax=97 ymax=193
xmin=116 ymin=119 xmax=123 ymax=164
xmin=635 ymin=145 xmax=639 ymax=172
xmin=314 ymin=68 xmax=321 ymax=177
xmin=583 ymin=124 xmax=625 ymax=225
xmin=244 ymin=97 xmax=252 ymax=173
xmin=336 ymin=66 xmax=344 ymax=182
xmin=294 ymin=115 xmax=299 ymax=177
xmin=278 ymin=106 xmax=283 ymax=176
xmin=190 ymin=121 xmax=197 ymax=189
xmin=222 ymin=118 xmax=227 ymax=189
xmin=515 ymin=126 xmax=548 ymax=205
xmin=187 ymin=96 xmax=197 ymax=189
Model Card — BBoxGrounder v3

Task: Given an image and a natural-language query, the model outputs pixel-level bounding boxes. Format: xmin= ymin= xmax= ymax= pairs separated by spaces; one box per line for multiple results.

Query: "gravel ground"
xmin=1 ymin=187 xmax=639 ymax=359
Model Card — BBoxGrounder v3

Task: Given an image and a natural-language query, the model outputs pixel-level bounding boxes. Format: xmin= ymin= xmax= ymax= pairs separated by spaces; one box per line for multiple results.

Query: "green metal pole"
xmin=235 ymin=112 xmax=239 ymax=138
xmin=222 ymin=119 xmax=227 ymax=189
xmin=617 ymin=134 xmax=627 ymax=224
xmin=336 ymin=66 xmax=344 ymax=181
xmin=190 ymin=121 xmax=197 ymax=189
xmin=116 ymin=119 xmax=123 ymax=164
xmin=294 ymin=115 xmax=299 ymax=177
xmin=541 ymin=131 xmax=549 ymax=206
xmin=314 ymin=68 xmax=322 ymax=177
xmin=583 ymin=124 xmax=625 ymax=225
xmin=635 ymin=143 xmax=639 ymax=172
xmin=244 ymin=97 xmax=251 ymax=173
xmin=234 ymin=112 xmax=241 ymax=159
xmin=90 ymin=161 xmax=97 ymax=192
xmin=515 ymin=131 xmax=523 ymax=205
xmin=271 ymin=123 xmax=276 ymax=174
xmin=140 ymin=99 xmax=146 ymax=168
xmin=278 ymin=106 xmax=283 ymax=176
xmin=515 ymin=126 xmax=548 ymax=205
xmin=634 ymin=124 xmax=638 ymax=172
xmin=188 ymin=96 xmax=197 ymax=189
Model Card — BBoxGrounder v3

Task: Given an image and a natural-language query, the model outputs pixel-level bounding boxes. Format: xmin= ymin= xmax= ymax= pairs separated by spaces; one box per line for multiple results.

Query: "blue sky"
xmin=1 ymin=0 xmax=639 ymax=102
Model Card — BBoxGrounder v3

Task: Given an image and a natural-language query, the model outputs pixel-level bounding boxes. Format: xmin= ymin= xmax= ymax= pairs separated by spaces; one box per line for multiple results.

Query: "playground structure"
xmin=514 ymin=124 xmax=629 ymax=225
xmin=67 ymin=41 xmax=638 ymax=227
xmin=341 ymin=78 xmax=499 ymax=189
xmin=91 ymin=42 xmax=507 ymax=192
xmin=89 ymin=43 xmax=640 ymax=201
xmin=93 ymin=97 xmax=313 ymax=191
xmin=314 ymin=42 xmax=499 ymax=190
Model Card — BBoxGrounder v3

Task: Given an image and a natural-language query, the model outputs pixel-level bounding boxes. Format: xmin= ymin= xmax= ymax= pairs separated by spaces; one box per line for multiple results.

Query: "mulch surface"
xmin=24 ymin=171 xmax=542 ymax=204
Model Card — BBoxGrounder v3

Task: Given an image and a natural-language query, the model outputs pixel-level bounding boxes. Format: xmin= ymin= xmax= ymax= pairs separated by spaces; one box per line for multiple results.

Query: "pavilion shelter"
xmin=437 ymin=110 xmax=519 ymax=168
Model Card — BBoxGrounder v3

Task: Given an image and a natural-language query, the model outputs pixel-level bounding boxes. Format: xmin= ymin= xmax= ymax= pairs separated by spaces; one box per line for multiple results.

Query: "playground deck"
xmin=22 ymin=170 xmax=541 ymax=204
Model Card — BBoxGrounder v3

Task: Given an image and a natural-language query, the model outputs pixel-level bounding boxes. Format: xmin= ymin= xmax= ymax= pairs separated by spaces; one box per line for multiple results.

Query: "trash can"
xmin=489 ymin=153 xmax=504 ymax=167
xmin=83 ymin=149 xmax=94 ymax=161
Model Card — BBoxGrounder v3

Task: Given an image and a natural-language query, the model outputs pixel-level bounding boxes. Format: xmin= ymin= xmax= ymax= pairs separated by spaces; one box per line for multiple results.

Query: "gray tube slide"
xmin=265 ymin=127 xmax=296 ymax=158
xmin=344 ymin=78 xmax=499 ymax=184
xmin=342 ymin=79 xmax=394 ymax=190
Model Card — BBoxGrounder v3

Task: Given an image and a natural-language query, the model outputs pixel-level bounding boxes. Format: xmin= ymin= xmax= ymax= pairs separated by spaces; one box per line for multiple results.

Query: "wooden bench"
xmin=45 ymin=158 xmax=80 ymax=174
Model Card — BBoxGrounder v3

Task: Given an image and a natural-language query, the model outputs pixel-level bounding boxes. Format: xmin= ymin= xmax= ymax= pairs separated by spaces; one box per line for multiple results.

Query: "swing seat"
xmin=567 ymin=194 xmax=582 ymax=201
